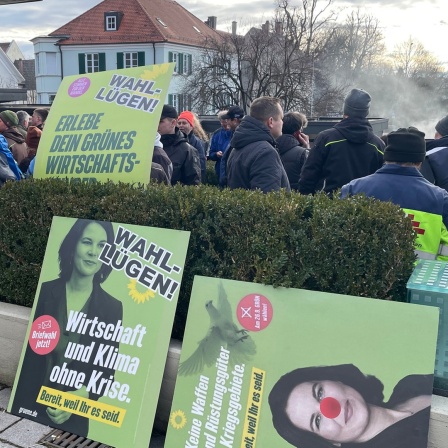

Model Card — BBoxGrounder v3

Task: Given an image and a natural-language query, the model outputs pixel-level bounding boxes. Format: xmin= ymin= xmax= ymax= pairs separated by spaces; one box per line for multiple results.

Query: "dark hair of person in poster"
xmin=11 ymin=219 xmax=123 ymax=437
xmin=268 ymin=364 xmax=433 ymax=448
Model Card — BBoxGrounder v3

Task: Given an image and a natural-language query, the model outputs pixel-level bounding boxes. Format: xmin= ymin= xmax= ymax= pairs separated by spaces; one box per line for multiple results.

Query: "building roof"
xmin=49 ymin=0 xmax=221 ymax=47
xmin=14 ymin=59 xmax=36 ymax=90
xmin=0 ymin=42 xmax=11 ymax=54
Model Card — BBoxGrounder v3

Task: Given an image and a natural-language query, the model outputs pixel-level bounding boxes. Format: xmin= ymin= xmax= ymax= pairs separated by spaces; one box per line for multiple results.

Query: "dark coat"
xmin=298 ymin=117 xmax=385 ymax=195
xmin=10 ymin=278 xmax=123 ymax=437
xmin=186 ymin=131 xmax=206 ymax=182
xmin=160 ymin=129 xmax=201 ymax=186
xmin=421 ymin=136 xmax=448 ymax=192
xmin=276 ymin=134 xmax=308 ymax=191
xmin=151 ymin=162 xmax=170 ymax=184
xmin=152 ymin=146 xmax=173 ymax=184
xmin=227 ymin=116 xmax=290 ymax=193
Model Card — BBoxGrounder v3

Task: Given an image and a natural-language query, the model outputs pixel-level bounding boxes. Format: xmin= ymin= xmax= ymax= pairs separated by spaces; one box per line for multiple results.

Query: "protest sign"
xmin=166 ymin=276 xmax=438 ymax=448
xmin=34 ymin=63 xmax=174 ymax=184
xmin=8 ymin=216 xmax=189 ymax=448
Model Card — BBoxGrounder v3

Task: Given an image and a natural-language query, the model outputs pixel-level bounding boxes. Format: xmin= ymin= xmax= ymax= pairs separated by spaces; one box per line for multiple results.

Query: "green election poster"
xmin=33 ymin=63 xmax=174 ymax=184
xmin=8 ymin=216 xmax=189 ymax=448
xmin=165 ymin=276 xmax=439 ymax=448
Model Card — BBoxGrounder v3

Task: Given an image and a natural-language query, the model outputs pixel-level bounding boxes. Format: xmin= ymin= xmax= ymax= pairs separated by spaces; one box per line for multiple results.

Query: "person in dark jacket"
xmin=227 ymin=96 xmax=290 ymax=193
xmin=158 ymin=105 xmax=201 ymax=186
xmin=208 ymin=110 xmax=232 ymax=178
xmin=177 ymin=110 xmax=206 ymax=182
xmin=341 ymin=127 xmax=448 ymax=261
xmin=298 ymin=88 xmax=385 ymax=196
xmin=276 ymin=111 xmax=309 ymax=190
xmin=0 ymin=110 xmax=28 ymax=168
xmin=421 ymin=115 xmax=448 ymax=192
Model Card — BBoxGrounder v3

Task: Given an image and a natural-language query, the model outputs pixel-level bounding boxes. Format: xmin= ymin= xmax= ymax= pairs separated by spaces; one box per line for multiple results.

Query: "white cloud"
xmin=0 ymin=0 xmax=445 ymax=62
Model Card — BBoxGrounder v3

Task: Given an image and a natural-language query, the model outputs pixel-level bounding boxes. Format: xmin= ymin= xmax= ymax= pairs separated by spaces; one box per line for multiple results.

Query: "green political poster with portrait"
xmin=165 ymin=276 xmax=439 ymax=448
xmin=8 ymin=216 xmax=189 ymax=448
xmin=33 ymin=63 xmax=174 ymax=184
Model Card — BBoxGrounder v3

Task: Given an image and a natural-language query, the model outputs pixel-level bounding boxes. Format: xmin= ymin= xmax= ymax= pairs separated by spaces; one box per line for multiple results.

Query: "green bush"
xmin=205 ymin=159 xmax=219 ymax=186
xmin=0 ymin=179 xmax=416 ymax=339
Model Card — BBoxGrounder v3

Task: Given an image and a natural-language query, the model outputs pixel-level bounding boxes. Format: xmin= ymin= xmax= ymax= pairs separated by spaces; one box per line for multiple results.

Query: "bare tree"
xmin=319 ymin=9 xmax=385 ymax=85
xmin=181 ymin=0 xmax=337 ymax=114
xmin=392 ymin=37 xmax=442 ymax=79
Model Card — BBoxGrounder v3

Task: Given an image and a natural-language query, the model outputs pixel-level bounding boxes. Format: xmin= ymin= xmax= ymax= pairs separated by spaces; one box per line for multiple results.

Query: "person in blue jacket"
xmin=421 ymin=115 xmax=448 ymax=192
xmin=208 ymin=110 xmax=232 ymax=179
xmin=218 ymin=105 xmax=245 ymax=187
xmin=341 ymin=127 xmax=448 ymax=261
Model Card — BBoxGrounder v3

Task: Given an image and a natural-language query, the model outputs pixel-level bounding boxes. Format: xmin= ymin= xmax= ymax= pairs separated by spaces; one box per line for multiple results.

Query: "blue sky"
xmin=0 ymin=0 xmax=446 ymax=63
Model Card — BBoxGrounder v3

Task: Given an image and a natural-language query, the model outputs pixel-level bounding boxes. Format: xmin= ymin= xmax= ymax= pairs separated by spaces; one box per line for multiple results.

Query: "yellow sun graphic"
xmin=127 ymin=279 xmax=156 ymax=304
xmin=141 ymin=65 xmax=169 ymax=80
xmin=170 ymin=409 xmax=187 ymax=430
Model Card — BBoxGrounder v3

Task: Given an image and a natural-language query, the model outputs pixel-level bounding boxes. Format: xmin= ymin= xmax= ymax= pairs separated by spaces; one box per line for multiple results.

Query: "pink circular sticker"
xmin=29 ymin=315 xmax=60 ymax=355
xmin=68 ymin=77 xmax=91 ymax=97
xmin=237 ymin=293 xmax=273 ymax=331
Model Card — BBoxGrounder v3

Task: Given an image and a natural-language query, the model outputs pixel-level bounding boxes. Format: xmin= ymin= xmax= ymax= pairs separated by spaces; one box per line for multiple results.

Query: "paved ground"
xmin=0 ymin=385 xmax=165 ymax=448
xmin=0 ymin=385 xmax=48 ymax=448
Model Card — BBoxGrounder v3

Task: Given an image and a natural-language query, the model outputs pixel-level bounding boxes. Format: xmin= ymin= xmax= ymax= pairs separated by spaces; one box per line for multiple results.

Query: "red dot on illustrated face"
xmin=320 ymin=397 xmax=341 ymax=419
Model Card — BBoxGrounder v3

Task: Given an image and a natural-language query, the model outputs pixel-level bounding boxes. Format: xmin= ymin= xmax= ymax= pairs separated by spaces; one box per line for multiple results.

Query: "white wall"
xmin=32 ymin=38 xmax=204 ymax=105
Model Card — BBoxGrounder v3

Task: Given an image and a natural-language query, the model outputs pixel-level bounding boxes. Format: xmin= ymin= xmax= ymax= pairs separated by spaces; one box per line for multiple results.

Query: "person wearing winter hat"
xmin=177 ymin=111 xmax=206 ymax=182
xmin=343 ymin=88 xmax=371 ymax=118
xmin=157 ymin=105 xmax=201 ymax=186
xmin=0 ymin=110 xmax=28 ymax=168
xmin=421 ymin=115 xmax=448 ymax=192
xmin=341 ymin=127 xmax=448 ymax=261
xmin=299 ymin=88 xmax=384 ymax=196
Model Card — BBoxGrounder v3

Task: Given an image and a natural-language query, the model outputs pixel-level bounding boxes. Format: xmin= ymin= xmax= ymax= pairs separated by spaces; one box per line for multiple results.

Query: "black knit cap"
xmin=435 ymin=115 xmax=448 ymax=136
xmin=161 ymin=104 xmax=178 ymax=119
xmin=384 ymin=127 xmax=426 ymax=163
xmin=343 ymin=88 xmax=371 ymax=118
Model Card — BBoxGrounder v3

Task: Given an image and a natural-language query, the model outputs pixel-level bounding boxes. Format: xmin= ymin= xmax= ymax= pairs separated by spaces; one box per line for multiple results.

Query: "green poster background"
xmin=34 ymin=63 xmax=174 ymax=184
xmin=8 ymin=216 xmax=190 ymax=448
xmin=165 ymin=276 xmax=439 ymax=448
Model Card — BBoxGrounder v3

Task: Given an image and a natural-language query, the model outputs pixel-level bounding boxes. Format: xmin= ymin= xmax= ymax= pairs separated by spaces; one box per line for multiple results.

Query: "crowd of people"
xmin=2 ymin=92 xmax=448 ymax=262
xmin=156 ymin=91 xmax=448 ymax=263
xmin=0 ymin=107 xmax=48 ymax=185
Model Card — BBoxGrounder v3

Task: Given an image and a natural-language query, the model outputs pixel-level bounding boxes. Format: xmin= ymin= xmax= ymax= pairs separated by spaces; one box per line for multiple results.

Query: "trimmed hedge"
xmin=0 ymin=178 xmax=416 ymax=339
